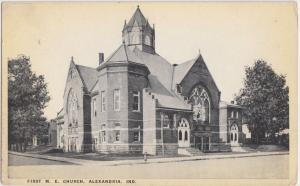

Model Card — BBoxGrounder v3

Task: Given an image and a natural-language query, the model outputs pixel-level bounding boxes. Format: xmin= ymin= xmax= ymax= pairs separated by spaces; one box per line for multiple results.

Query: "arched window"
xmin=131 ymin=34 xmax=139 ymax=44
xmin=67 ymin=89 xmax=78 ymax=127
xmin=189 ymin=85 xmax=211 ymax=123
xmin=179 ymin=130 xmax=182 ymax=140
xmin=145 ymin=35 xmax=151 ymax=46
xmin=184 ymin=131 xmax=188 ymax=140
xmin=204 ymin=99 xmax=209 ymax=122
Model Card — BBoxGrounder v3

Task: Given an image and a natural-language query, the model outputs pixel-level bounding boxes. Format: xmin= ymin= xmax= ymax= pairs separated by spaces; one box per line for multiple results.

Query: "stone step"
xmin=178 ymin=147 xmax=204 ymax=156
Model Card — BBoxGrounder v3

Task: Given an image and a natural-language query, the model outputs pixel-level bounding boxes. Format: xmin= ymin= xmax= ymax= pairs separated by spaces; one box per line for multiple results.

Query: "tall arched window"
xmin=145 ymin=35 xmax=151 ymax=46
xmin=204 ymin=99 xmax=209 ymax=122
xmin=189 ymin=85 xmax=211 ymax=123
xmin=179 ymin=130 xmax=182 ymax=140
xmin=67 ymin=89 xmax=78 ymax=127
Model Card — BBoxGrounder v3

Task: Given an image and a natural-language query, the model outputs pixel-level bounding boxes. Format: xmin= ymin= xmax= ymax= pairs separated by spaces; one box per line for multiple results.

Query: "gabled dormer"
xmin=122 ymin=6 xmax=155 ymax=54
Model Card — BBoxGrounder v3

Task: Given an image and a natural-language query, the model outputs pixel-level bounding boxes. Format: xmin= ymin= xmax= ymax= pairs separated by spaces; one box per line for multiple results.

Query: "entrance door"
xmin=230 ymin=124 xmax=239 ymax=146
xmin=199 ymin=136 xmax=210 ymax=152
xmin=178 ymin=118 xmax=190 ymax=147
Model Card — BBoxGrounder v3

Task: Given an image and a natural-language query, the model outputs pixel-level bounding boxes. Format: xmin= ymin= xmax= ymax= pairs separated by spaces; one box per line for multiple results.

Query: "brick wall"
xmin=142 ymin=89 xmax=157 ymax=155
xmin=219 ymin=107 xmax=228 ymax=143
xmin=180 ymin=57 xmax=221 ymax=145
xmin=63 ymin=62 xmax=85 ymax=152
xmin=91 ymin=63 xmax=149 ymax=154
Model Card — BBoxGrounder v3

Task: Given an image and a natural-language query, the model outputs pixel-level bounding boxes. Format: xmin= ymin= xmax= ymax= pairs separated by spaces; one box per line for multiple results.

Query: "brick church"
xmin=56 ymin=6 xmax=247 ymax=155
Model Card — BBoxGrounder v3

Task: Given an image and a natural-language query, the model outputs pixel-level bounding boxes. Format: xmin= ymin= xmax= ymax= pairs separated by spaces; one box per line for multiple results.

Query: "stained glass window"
xmin=189 ymin=85 xmax=210 ymax=123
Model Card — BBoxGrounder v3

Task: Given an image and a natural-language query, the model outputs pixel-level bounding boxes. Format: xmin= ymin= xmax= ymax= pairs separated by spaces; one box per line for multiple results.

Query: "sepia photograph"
xmin=1 ymin=2 xmax=297 ymax=186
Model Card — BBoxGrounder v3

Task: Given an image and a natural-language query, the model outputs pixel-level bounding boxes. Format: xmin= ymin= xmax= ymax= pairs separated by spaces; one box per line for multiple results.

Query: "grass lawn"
xmin=24 ymin=144 xmax=288 ymax=161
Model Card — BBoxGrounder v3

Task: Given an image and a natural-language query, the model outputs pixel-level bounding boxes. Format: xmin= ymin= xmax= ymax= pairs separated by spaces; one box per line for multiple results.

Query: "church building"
xmin=58 ymin=6 xmax=241 ymax=155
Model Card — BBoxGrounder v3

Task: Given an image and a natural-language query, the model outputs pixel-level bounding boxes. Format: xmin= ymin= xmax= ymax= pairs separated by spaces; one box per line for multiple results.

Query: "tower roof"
xmin=127 ymin=6 xmax=148 ymax=27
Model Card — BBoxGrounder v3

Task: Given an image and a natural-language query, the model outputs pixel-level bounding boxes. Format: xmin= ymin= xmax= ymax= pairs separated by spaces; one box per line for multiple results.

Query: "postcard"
xmin=1 ymin=2 xmax=297 ymax=186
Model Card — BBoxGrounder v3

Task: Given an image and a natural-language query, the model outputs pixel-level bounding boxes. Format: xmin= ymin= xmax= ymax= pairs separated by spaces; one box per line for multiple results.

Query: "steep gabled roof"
xmin=132 ymin=47 xmax=173 ymax=89
xmin=75 ymin=65 xmax=97 ymax=92
xmin=172 ymin=58 xmax=196 ymax=88
xmin=172 ymin=53 xmax=220 ymax=92
xmin=148 ymin=75 xmax=191 ymax=110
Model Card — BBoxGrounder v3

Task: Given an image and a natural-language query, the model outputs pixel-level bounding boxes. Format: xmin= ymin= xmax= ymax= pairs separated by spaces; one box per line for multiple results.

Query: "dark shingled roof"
xmin=76 ymin=65 xmax=98 ymax=92
xmin=172 ymin=58 xmax=196 ymax=89
xmin=123 ymin=6 xmax=152 ymax=32
xmin=99 ymin=44 xmax=191 ymax=110
xmin=127 ymin=6 xmax=148 ymax=27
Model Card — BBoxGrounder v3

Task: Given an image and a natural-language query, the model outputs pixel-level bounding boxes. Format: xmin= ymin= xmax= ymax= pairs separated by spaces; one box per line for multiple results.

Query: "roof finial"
xmin=198 ymin=49 xmax=201 ymax=54
xmin=71 ymin=56 xmax=74 ymax=62
xmin=137 ymin=5 xmax=140 ymax=9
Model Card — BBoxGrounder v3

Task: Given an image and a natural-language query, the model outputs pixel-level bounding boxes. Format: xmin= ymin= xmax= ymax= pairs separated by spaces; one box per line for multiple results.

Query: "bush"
xmin=278 ymin=134 xmax=289 ymax=149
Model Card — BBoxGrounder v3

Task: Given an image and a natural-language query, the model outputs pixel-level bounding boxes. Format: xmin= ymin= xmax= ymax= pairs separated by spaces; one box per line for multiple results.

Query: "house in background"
xmin=219 ymin=101 xmax=251 ymax=151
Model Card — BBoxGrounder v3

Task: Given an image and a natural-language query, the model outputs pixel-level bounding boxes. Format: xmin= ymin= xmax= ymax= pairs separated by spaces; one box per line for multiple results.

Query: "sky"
xmin=3 ymin=2 xmax=297 ymax=120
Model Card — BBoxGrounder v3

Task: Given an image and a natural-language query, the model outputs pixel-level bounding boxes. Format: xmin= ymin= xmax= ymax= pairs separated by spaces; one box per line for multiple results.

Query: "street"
xmin=9 ymin=154 xmax=73 ymax=166
xmin=8 ymin=154 xmax=289 ymax=179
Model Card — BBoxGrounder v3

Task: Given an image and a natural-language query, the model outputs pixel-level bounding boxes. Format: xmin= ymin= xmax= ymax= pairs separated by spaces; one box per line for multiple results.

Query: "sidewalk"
xmin=9 ymin=150 xmax=289 ymax=166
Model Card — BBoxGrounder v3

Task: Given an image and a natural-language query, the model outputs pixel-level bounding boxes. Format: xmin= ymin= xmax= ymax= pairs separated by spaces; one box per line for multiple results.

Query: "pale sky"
xmin=3 ymin=2 xmax=297 ymax=120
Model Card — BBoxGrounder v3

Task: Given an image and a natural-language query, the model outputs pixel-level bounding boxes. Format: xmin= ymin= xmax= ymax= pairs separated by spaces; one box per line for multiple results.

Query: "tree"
xmin=235 ymin=60 xmax=289 ymax=144
xmin=8 ymin=55 xmax=50 ymax=151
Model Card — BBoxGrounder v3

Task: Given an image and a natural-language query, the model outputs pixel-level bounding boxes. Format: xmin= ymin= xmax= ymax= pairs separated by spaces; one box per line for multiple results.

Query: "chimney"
xmin=98 ymin=53 xmax=104 ymax=65
xmin=170 ymin=64 xmax=178 ymax=90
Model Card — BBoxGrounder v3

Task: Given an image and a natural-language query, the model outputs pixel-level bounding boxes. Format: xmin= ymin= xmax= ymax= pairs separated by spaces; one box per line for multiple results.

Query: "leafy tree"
xmin=8 ymin=55 xmax=50 ymax=151
xmin=235 ymin=60 xmax=289 ymax=144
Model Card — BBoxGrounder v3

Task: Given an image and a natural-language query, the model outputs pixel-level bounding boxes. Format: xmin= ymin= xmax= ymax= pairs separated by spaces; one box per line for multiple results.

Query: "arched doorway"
xmin=178 ymin=118 xmax=190 ymax=147
xmin=230 ymin=124 xmax=239 ymax=146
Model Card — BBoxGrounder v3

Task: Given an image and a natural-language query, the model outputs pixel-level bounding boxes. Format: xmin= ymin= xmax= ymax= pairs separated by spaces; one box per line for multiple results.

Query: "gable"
xmin=67 ymin=63 xmax=80 ymax=82
xmin=63 ymin=61 xmax=97 ymax=97
xmin=179 ymin=55 xmax=220 ymax=108
xmin=176 ymin=55 xmax=220 ymax=94
xmin=63 ymin=61 xmax=84 ymax=97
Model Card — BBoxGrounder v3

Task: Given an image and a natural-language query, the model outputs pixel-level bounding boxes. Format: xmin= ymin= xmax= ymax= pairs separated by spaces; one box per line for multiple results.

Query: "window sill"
xmin=132 ymin=110 xmax=141 ymax=113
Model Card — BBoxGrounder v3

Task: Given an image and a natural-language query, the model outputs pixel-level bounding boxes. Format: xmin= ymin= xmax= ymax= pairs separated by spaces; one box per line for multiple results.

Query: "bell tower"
xmin=122 ymin=6 xmax=155 ymax=54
